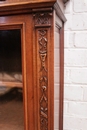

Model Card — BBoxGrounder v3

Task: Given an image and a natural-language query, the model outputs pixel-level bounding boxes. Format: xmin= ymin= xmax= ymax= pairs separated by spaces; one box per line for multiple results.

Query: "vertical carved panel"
xmin=39 ymin=30 xmax=48 ymax=130
xmin=34 ymin=11 xmax=52 ymax=130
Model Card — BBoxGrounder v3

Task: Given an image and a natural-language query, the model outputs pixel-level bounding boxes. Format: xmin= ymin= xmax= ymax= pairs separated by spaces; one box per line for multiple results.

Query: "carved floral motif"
xmin=39 ymin=30 xmax=47 ymax=72
xmin=34 ymin=11 xmax=52 ymax=130
xmin=38 ymin=30 xmax=48 ymax=130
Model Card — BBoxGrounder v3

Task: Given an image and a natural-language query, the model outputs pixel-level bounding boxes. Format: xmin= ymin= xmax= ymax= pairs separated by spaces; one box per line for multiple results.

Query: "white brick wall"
xmin=64 ymin=0 xmax=87 ymax=130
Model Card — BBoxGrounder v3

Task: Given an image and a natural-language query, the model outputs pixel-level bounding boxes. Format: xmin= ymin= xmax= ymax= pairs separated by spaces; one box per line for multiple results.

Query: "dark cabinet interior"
xmin=0 ymin=29 xmax=24 ymax=130
xmin=0 ymin=29 xmax=22 ymax=82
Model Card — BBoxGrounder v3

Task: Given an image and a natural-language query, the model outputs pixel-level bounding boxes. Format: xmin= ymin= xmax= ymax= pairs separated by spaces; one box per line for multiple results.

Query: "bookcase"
xmin=0 ymin=0 xmax=66 ymax=130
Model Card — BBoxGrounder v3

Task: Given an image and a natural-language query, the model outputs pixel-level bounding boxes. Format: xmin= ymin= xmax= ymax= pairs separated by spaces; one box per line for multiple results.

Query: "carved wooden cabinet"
xmin=0 ymin=0 xmax=66 ymax=130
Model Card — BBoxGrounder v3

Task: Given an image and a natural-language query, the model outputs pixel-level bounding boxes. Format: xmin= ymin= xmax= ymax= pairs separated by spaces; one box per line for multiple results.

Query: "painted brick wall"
xmin=64 ymin=0 xmax=87 ymax=130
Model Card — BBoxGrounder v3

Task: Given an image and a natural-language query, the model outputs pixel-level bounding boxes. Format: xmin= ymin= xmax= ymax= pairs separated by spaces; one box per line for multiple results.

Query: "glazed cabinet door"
xmin=0 ymin=14 xmax=34 ymax=130
xmin=0 ymin=11 xmax=54 ymax=130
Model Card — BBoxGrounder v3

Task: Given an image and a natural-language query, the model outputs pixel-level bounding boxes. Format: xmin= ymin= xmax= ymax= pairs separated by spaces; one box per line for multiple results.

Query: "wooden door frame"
xmin=0 ymin=15 xmax=34 ymax=130
xmin=59 ymin=23 xmax=64 ymax=130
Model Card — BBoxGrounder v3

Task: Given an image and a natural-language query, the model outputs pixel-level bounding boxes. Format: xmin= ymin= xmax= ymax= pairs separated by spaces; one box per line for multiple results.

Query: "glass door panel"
xmin=0 ymin=29 xmax=24 ymax=130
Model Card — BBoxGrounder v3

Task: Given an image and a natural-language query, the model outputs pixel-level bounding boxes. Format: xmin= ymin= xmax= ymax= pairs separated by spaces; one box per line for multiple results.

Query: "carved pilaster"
xmin=34 ymin=11 xmax=52 ymax=130
xmin=39 ymin=30 xmax=48 ymax=130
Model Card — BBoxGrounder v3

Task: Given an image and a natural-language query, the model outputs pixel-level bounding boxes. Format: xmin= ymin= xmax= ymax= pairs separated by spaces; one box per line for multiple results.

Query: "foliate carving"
xmin=39 ymin=30 xmax=47 ymax=72
xmin=40 ymin=52 xmax=47 ymax=72
xmin=33 ymin=13 xmax=52 ymax=25
xmin=38 ymin=30 xmax=48 ymax=130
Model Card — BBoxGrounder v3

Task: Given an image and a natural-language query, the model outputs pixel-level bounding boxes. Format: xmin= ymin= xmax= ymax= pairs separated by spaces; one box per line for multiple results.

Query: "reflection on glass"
xmin=0 ymin=30 xmax=24 ymax=130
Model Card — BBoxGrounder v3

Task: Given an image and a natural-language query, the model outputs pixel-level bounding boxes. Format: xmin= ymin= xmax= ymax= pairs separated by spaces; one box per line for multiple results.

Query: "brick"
xmin=64 ymin=116 xmax=87 ymax=130
xmin=69 ymin=68 xmax=87 ymax=84
xmin=63 ymin=129 xmax=70 ymax=130
xmin=64 ymin=85 xmax=83 ymax=101
xmin=65 ymin=14 xmax=87 ymax=30
xmin=65 ymin=32 xmax=87 ymax=48
xmin=64 ymin=101 xmax=69 ymax=115
xmin=68 ymin=102 xmax=87 ymax=117
xmin=63 ymin=1 xmax=87 ymax=130
xmin=64 ymin=32 xmax=75 ymax=48
xmin=83 ymin=87 xmax=87 ymax=101
xmin=65 ymin=49 xmax=87 ymax=66
xmin=72 ymin=14 xmax=87 ymax=30
xmin=64 ymin=68 xmax=71 ymax=84
xmin=64 ymin=14 xmax=72 ymax=30
xmin=74 ymin=0 xmax=87 ymax=12
xmin=74 ymin=32 xmax=87 ymax=48
xmin=64 ymin=0 xmax=72 ymax=14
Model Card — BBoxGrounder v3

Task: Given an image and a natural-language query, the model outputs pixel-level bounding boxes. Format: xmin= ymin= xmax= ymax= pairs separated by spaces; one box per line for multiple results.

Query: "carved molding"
xmin=38 ymin=30 xmax=48 ymax=130
xmin=33 ymin=12 xmax=52 ymax=27
xmin=54 ymin=2 xmax=67 ymax=22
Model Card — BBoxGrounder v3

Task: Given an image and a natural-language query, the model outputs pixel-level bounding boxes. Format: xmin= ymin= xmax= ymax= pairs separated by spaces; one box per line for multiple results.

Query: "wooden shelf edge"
xmin=0 ymin=81 xmax=22 ymax=88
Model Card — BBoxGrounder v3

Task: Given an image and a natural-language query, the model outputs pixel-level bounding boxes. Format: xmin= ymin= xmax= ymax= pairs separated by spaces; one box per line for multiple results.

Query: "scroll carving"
xmin=38 ymin=30 xmax=48 ymax=130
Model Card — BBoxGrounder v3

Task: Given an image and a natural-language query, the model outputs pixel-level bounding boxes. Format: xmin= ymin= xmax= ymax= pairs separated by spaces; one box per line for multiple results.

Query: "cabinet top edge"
xmin=0 ymin=0 xmax=66 ymax=23
xmin=0 ymin=1 xmax=56 ymax=12
xmin=0 ymin=0 xmax=57 ymax=17
xmin=0 ymin=0 xmax=56 ymax=7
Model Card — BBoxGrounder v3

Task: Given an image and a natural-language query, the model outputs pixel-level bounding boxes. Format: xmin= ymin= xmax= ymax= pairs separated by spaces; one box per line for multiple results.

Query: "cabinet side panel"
xmin=54 ymin=11 xmax=64 ymax=130
xmin=54 ymin=25 xmax=60 ymax=130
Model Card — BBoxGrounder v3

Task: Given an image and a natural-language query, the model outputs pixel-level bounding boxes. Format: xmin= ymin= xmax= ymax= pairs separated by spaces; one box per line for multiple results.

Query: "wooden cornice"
xmin=0 ymin=0 xmax=56 ymax=16
xmin=0 ymin=0 xmax=67 ymax=23
xmin=63 ymin=0 xmax=69 ymax=3
xmin=54 ymin=2 xmax=67 ymax=22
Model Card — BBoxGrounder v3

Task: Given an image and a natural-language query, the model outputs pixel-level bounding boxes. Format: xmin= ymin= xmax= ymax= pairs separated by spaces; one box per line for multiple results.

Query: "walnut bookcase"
xmin=0 ymin=0 xmax=66 ymax=130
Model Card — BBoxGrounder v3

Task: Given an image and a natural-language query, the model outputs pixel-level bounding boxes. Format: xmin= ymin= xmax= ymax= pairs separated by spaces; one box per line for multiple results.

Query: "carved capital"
xmin=33 ymin=12 xmax=52 ymax=27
